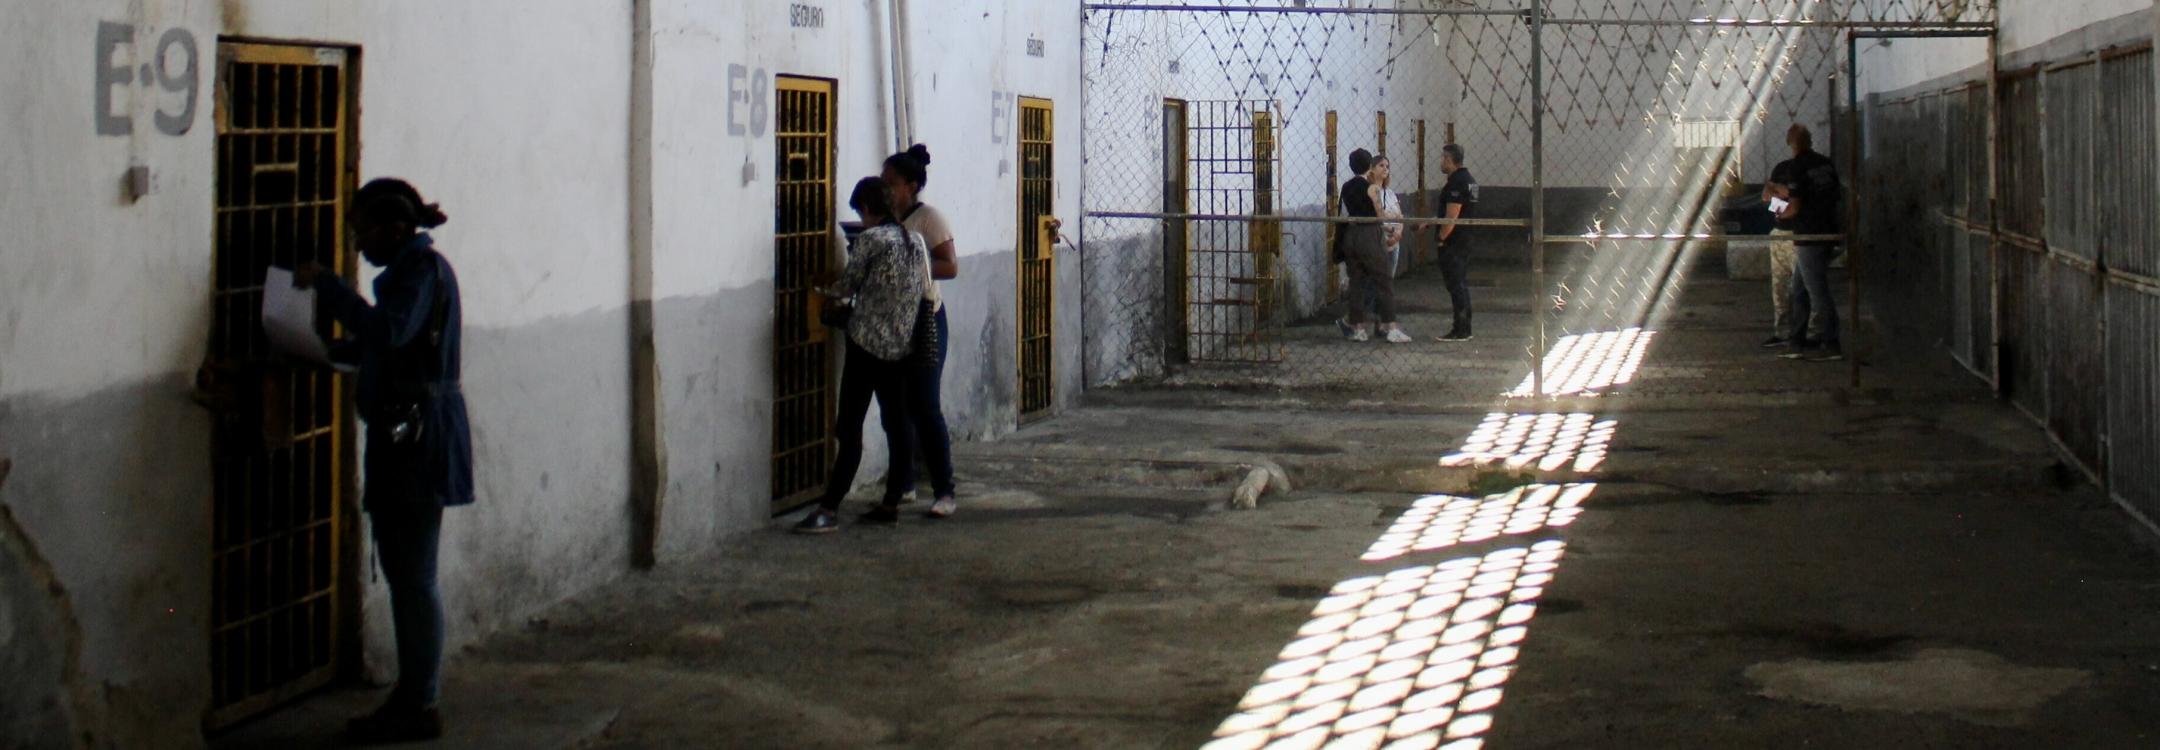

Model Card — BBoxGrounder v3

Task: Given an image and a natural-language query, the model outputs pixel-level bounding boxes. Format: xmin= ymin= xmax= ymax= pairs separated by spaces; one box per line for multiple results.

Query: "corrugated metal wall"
xmin=2108 ymin=284 xmax=2160 ymax=516
xmin=1863 ymin=43 xmax=2160 ymax=522
xmin=2102 ymin=49 xmax=2160 ymax=519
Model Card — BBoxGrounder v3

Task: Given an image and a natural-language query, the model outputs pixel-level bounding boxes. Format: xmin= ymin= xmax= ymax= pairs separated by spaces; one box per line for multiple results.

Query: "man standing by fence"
xmin=1435 ymin=144 xmax=1479 ymax=342
xmin=1768 ymin=124 xmax=1844 ymax=362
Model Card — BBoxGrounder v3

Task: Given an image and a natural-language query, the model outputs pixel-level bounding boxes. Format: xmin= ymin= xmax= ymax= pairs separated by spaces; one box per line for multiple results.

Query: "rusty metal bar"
xmin=1081 ymin=3 xmax=1526 ymax=17
xmin=1541 ymin=233 xmax=1846 ymax=244
xmin=1546 ymin=19 xmax=1996 ymax=30
xmin=1530 ymin=0 xmax=1546 ymax=398
xmin=1851 ymin=29 xmax=1995 ymax=39
xmin=1083 ymin=210 xmax=1528 ymax=227
xmin=1847 ymin=30 xmax=1861 ymax=388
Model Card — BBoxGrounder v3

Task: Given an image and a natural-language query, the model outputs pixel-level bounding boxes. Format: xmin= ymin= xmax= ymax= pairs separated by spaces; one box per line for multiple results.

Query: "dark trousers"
xmin=822 ymin=341 xmax=915 ymax=511
xmin=1438 ymin=238 xmax=1473 ymax=333
xmin=370 ymin=502 xmax=444 ymax=711
xmin=901 ymin=306 xmax=956 ymax=498
xmin=1352 ymin=246 xmax=1404 ymax=321
xmin=1344 ymin=227 xmax=1396 ymax=325
xmin=1788 ymin=244 xmax=1841 ymax=350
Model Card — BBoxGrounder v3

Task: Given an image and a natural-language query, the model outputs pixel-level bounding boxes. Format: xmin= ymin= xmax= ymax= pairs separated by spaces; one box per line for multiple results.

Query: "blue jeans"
xmin=903 ymin=306 xmax=956 ymax=498
xmin=370 ymin=502 xmax=444 ymax=711
xmin=1788 ymin=244 xmax=1841 ymax=350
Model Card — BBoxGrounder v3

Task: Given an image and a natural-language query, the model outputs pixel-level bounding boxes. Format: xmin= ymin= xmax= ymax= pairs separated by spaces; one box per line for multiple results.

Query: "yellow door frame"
xmin=206 ymin=39 xmax=358 ymax=730
xmin=1016 ymin=96 xmax=1056 ymax=421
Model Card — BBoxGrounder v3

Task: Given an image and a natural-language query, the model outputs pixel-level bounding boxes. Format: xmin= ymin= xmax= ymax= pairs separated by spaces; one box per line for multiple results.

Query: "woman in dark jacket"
xmin=297 ymin=178 xmax=471 ymax=742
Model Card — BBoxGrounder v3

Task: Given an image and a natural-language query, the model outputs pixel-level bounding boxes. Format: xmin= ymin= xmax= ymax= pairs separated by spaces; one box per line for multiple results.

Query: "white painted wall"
xmin=0 ymin=0 xmax=1086 ymax=743
xmin=641 ymin=0 xmax=1085 ymax=551
xmin=1 ymin=1 xmax=634 ymax=401
xmin=1862 ymin=0 xmax=2153 ymax=96
xmin=647 ymin=0 xmax=1080 ymax=312
xmin=2001 ymin=0 xmax=2150 ymax=51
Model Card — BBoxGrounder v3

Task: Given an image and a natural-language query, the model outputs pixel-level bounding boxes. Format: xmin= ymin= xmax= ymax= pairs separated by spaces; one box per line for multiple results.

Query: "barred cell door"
xmin=1184 ymin=100 xmax=1285 ymax=363
xmin=1017 ymin=97 xmax=1057 ymax=421
xmin=771 ymin=76 xmax=839 ymax=511
xmin=208 ymin=42 xmax=355 ymax=729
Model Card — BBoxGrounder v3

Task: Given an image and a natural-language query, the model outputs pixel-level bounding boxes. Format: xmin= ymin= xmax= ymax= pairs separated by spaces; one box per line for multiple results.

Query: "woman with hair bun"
xmin=295 ymin=177 xmax=471 ymax=743
xmin=882 ymin=144 xmax=961 ymax=519
xmin=794 ymin=177 xmax=926 ymax=533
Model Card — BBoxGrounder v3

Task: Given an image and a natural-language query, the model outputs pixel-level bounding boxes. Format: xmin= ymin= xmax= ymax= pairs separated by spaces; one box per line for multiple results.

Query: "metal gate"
xmin=771 ymin=76 xmax=838 ymax=510
xmin=1018 ymin=97 xmax=1057 ymax=420
xmin=208 ymin=41 xmax=354 ymax=729
xmin=1184 ymin=100 xmax=1286 ymax=363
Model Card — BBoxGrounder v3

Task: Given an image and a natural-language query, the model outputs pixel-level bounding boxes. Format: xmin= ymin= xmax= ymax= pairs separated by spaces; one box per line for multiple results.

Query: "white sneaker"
xmin=1385 ymin=328 xmax=1413 ymax=344
xmin=1350 ymin=328 xmax=1372 ymax=342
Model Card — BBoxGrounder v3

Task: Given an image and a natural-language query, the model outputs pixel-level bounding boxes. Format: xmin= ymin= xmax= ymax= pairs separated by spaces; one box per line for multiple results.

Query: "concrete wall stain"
xmin=0 ymin=496 xmax=97 ymax=750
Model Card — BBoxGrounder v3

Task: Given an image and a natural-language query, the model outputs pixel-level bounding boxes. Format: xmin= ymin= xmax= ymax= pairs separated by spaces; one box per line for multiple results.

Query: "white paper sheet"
xmin=262 ymin=267 xmax=336 ymax=368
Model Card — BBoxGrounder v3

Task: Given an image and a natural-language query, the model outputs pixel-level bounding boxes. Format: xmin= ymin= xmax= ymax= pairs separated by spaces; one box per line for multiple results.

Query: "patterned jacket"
xmin=841 ymin=222 xmax=928 ymax=360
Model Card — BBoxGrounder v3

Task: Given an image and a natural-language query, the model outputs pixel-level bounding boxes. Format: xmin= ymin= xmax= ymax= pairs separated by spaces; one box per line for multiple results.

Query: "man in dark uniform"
xmin=1767 ymin=125 xmax=1844 ymax=361
xmin=1435 ymin=144 xmax=1479 ymax=341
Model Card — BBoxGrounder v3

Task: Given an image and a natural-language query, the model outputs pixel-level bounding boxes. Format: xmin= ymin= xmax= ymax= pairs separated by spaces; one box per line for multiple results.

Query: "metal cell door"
xmin=771 ymin=76 xmax=839 ymax=510
xmin=1017 ymin=97 xmax=1057 ymax=420
xmin=1184 ymin=100 xmax=1284 ymax=364
xmin=208 ymin=42 xmax=354 ymax=729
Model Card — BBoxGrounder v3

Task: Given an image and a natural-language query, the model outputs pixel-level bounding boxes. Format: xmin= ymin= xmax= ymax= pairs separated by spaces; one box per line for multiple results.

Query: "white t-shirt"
xmin=1380 ymin=189 xmax=1403 ymax=248
xmin=901 ymin=202 xmax=954 ymax=309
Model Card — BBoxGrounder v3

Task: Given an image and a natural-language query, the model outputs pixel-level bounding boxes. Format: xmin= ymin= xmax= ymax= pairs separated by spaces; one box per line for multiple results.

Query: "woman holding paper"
xmin=295 ymin=178 xmax=470 ymax=743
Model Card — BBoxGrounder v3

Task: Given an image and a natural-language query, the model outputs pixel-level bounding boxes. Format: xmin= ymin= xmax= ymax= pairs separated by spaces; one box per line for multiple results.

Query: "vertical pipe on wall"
xmin=885 ymin=0 xmax=910 ymax=150
xmin=873 ymin=0 xmax=899 ymax=152
xmin=892 ymin=0 xmax=917 ymax=147
xmin=1847 ymin=33 xmax=1863 ymax=388
xmin=627 ymin=0 xmax=667 ymax=569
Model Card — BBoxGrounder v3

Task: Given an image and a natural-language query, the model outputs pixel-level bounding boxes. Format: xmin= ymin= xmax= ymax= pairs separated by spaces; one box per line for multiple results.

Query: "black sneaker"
xmin=1334 ymin=317 xmax=1356 ymax=339
xmin=1438 ymin=329 xmax=1473 ymax=342
xmin=1805 ymin=348 xmax=1846 ymax=362
xmin=1760 ymin=336 xmax=1789 ymax=349
xmin=1778 ymin=348 xmax=1812 ymax=360
xmin=347 ymin=706 xmax=443 ymax=744
xmin=792 ymin=509 xmax=839 ymax=534
xmin=859 ymin=504 xmax=901 ymax=524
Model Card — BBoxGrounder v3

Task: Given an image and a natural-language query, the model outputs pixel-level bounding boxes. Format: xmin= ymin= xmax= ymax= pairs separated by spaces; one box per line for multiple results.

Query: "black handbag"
xmin=899 ymin=203 xmax=944 ymax=368
xmin=909 ymin=300 xmax=942 ymax=367
xmin=819 ymin=303 xmax=854 ymax=330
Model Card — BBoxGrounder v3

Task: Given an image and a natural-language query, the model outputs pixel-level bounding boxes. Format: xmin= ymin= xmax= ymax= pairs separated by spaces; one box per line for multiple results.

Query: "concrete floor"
xmin=217 ymin=259 xmax=2160 ymax=749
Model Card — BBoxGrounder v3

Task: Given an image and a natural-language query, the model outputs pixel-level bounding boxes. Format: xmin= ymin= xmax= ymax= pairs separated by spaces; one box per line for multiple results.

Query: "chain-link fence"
xmin=1079 ymin=0 xmax=1997 ymax=396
